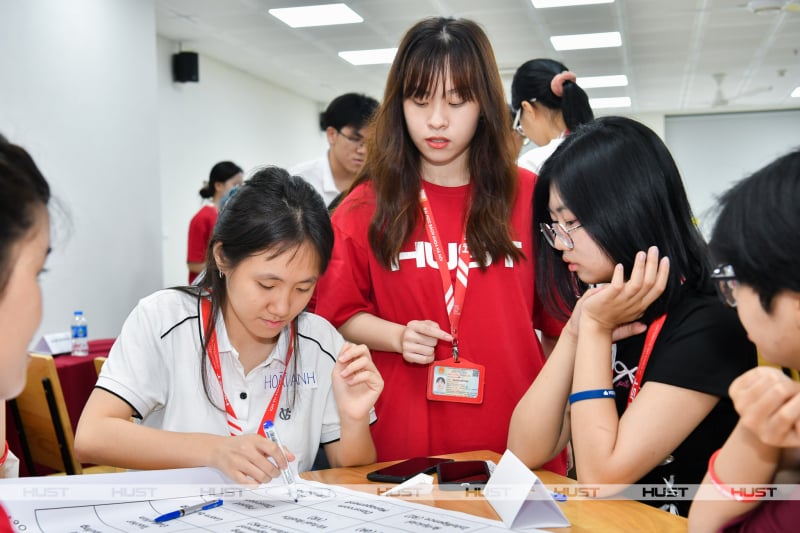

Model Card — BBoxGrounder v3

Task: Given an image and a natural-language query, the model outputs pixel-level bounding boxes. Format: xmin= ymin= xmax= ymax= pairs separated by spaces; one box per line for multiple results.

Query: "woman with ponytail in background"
xmin=510 ymin=59 xmax=594 ymax=175
xmin=187 ymin=161 xmax=243 ymax=283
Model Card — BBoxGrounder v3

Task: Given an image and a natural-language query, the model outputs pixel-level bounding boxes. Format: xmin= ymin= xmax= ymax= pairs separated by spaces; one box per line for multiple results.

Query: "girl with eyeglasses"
xmin=314 ymin=17 xmax=566 ymax=473
xmin=510 ymin=58 xmax=593 ymax=175
xmin=508 ymin=116 xmax=757 ymax=516
xmin=688 ymin=148 xmax=800 ymax=531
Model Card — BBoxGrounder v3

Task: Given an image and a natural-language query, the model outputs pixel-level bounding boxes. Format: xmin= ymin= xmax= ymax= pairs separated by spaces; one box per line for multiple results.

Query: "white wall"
xmin=665 ymin=109 xmax=800 ymax=235
xmin=0 ymin=0 xmax=329 ymax=345
xmin=626 ymin=112 xmax=665 ymax=140
xmin=0 ymin=0 xmax=162 ymax=342
xmin=157 ymin=37 xmax=328 ymax=287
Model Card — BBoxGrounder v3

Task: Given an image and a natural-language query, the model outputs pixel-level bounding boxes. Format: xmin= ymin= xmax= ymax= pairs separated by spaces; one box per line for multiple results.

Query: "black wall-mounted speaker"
xmin=172 ymin=52 xmax=199 ymax=83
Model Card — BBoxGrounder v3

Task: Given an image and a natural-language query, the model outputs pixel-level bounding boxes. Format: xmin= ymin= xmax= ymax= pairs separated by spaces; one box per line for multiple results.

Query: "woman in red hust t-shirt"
xmin=0 ymin=133 xmax=52 ymax=531
xmin=314 ymin=17 xmax=566 ymax=473
xmin=187 ymin=161 xmax=243 ymax=283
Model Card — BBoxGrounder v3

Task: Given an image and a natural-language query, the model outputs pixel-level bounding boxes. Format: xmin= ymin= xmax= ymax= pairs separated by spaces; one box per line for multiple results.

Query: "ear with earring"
xmin=218 ymin=270 xmax=224 ymax=279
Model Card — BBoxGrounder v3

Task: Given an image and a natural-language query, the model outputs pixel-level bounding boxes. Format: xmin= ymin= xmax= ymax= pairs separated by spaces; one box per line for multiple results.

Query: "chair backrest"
xmin=93 ymin=356 xmax=107 ymax=377
xmin=11 ymin=353 xmax=83 ymax=475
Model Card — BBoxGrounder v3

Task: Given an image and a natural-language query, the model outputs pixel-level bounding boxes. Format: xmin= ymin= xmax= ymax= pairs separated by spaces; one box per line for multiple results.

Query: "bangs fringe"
xmin=402 ymin=45 xmax=478 ymax=102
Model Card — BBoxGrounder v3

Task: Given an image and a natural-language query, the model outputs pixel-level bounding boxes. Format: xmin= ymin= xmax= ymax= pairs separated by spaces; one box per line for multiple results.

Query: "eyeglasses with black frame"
xmin=539 ymin=222 xmax=583 ymax=250
xmin=336 ymin=129 xmax=365 ymax=148
xmin=711 ymin=264 xmax=738 ymax=307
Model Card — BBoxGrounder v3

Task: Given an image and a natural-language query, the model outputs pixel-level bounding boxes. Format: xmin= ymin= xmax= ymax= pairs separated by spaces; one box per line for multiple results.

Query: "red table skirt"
xmin=6 ymin=338 xmax=115 ymax=476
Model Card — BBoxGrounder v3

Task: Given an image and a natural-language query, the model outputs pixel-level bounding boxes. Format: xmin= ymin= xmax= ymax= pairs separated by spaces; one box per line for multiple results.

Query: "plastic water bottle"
xmin=71 ymin=310 xmax=89 ymax=356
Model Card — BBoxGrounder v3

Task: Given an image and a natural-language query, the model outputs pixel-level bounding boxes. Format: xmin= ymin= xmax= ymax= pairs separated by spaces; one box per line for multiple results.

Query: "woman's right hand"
xmin=400 ymin=320 xmax=453 ymax=364
xmin=208 ymin=433 xmax=296 ymax=486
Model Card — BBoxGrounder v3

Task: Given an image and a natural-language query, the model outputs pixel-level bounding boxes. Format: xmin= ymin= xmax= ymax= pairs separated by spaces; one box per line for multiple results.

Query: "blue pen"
xmin=154 ymin=499 xmax=223 ymax=523
xmin=550 ymin=491 xmax=567 ymax=502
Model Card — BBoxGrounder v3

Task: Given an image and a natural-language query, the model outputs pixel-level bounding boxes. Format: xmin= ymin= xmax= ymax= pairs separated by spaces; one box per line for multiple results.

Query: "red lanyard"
xmin=419 ymin=186 xmax=471 ymax=362
xmin=201 ymin=298 xmax=294 ymax=436
xmin=627 ymin=313 xmax=667 ymax=406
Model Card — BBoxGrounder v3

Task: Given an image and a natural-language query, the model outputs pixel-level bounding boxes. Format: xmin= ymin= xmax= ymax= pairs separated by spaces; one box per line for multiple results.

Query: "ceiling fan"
xmin=709 ymin=72 xmax=773 ymax=107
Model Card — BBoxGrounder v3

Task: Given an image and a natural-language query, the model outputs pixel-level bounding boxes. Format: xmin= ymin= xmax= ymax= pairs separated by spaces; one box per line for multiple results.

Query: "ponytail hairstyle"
xmin=511 ymin=58 xmax=593 ymax=132
xmin=199 ymin=161 xmax=243 ymax=199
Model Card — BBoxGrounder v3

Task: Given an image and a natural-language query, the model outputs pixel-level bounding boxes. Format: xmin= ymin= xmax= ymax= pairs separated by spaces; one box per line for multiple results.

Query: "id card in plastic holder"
xmin=427 ymin=359 xmax=485 ymax=404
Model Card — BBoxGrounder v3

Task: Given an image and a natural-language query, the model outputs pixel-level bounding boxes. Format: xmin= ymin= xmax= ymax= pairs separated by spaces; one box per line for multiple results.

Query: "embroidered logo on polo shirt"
xmin=279 ymin=407 xmax=292 ymax=420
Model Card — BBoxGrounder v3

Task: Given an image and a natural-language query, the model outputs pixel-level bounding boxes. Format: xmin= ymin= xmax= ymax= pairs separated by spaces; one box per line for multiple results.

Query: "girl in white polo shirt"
xmin=74 ymin=167 xmax=383 ymax=485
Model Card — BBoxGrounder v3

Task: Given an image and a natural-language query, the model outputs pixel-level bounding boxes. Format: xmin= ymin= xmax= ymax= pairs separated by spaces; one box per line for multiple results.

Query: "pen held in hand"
xmin=154 ymin=499 xmax=223 ymax=523
xmin=263 ymin=420 xmax=298 ymax=503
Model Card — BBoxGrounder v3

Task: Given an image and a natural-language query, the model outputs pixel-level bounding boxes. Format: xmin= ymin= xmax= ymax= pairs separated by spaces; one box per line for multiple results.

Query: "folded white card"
xmin=484 ymin=449 xmax=569 ymax=530
xmin=32 ymin=331 xmax=72 ymax=355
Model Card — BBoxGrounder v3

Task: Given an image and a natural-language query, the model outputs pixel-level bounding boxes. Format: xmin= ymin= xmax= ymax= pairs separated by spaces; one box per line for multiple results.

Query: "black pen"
xmin=154 ymin=499 xmax=223 ymax=523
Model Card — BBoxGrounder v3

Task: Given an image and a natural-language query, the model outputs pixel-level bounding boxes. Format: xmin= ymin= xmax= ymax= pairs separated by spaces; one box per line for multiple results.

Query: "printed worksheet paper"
xmin=0 ymin=467 xmax=520 ymax=532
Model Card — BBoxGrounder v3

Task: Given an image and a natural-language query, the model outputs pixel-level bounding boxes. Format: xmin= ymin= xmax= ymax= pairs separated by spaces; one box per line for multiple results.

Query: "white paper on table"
xmin=484 ymin=449 xmax=569 ymax=530
xmin=0 ymin=466 xmax=512 ymax=532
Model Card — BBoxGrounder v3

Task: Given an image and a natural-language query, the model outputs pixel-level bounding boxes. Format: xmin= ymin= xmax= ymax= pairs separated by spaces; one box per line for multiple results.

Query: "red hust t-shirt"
xmin=315 ymin=169 xmax=566 ymax=474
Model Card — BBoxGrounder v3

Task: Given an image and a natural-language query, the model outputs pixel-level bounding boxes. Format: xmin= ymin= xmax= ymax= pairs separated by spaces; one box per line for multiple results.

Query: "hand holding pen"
xmin=263 ymin=420 xmax=298 ymax=502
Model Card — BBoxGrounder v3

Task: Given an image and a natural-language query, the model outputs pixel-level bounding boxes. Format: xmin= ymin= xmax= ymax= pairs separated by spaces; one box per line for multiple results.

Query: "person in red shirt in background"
xmin=0 ymin=133 xmax=52 ymax=532
xmin=313 ymin=17 xmax=566 ymax=474
xmin=187 ymin=161 xmax=243 ymax=283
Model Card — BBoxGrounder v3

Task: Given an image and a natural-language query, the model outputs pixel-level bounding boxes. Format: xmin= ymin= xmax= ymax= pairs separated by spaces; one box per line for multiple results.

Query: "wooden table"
xmin=302 ymin=450 xmax=688 ymax=532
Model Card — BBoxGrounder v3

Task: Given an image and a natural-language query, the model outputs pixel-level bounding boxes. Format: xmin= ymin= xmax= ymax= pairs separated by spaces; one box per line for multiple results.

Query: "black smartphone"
xmin=436 ymin=460 xmax=491 ymax=490
xmin=366 ymin=457 xmax=454 ymax=483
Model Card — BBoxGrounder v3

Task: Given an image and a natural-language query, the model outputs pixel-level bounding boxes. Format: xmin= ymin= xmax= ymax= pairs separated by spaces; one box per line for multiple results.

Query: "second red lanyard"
xmin=419 ymin=186 xmax=470 ymax=361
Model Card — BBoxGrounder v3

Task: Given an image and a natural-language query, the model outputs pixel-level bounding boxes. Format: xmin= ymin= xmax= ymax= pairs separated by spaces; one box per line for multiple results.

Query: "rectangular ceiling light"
xmin=577 ymin=74 xmax=628 ymax=88
xmin=339 ymin=48 xmax=398 ymax=66
xmin=590 ymin=96 xmax=631 ymax=109
xmin=532 ymin=0 xmax=614 ymax=7
xmin=269 ymin=3 xmax=363 ymax=28
xmin=551 ymin=31 xmax=622 ymax=51
xmin=792 ymin=86 xmax=800 ymax=97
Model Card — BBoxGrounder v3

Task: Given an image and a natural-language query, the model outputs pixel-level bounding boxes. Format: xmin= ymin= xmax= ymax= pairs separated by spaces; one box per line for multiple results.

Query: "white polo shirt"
xmin=517 ymin=135 xmax=565 ymax=175
xmin=289 ymin=155 xmax=340 ymax=207
xmin=96 ymin=289 xmax=374 ymax=473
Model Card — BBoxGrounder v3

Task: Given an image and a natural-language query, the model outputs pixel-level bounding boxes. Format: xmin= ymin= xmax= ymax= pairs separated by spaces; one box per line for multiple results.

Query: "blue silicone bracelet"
xmin=568 ymin=389 xmax=616 ymax=405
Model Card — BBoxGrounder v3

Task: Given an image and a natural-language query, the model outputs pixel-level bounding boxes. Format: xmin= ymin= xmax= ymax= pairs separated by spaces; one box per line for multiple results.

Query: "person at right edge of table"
xmin=688 ymin=148 xmax=800 ymax=532
xmin=313 ymin=16 xmax=567 ymax=475
xmin=507 ymin=116 xmax=757 ymax=516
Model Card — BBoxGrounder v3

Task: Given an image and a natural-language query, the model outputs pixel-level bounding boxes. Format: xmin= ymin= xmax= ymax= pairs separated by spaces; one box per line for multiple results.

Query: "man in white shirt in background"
xmin=290 ymin=93 xmax=379 ymax=211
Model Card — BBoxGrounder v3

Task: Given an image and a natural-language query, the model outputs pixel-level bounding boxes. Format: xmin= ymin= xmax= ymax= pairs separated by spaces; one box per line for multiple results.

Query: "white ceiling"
xmin=155 ymin=0 xmax=800 ymax=114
